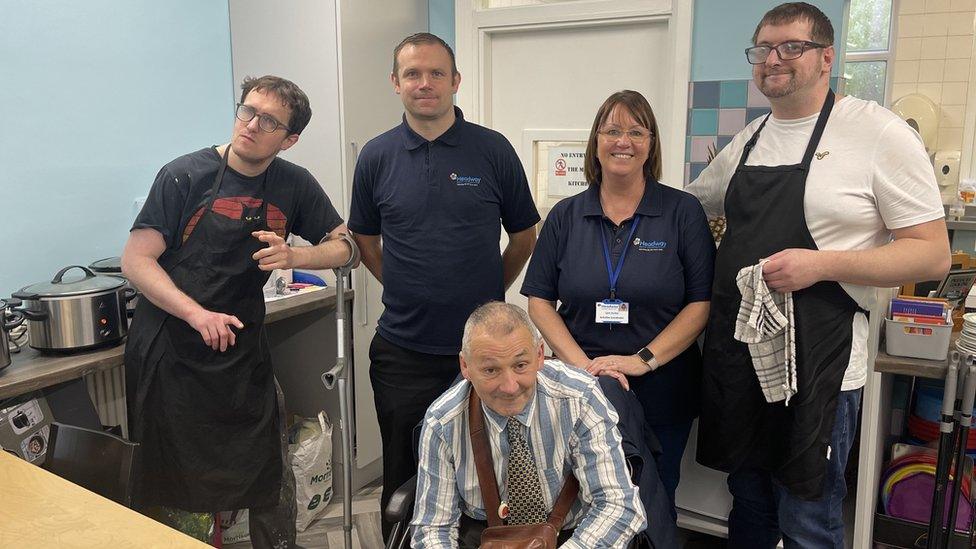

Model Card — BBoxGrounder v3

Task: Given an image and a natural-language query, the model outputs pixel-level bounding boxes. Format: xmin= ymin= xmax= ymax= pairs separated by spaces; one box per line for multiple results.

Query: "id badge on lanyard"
xmin=595 ymin=217 xmax=640 ymax=325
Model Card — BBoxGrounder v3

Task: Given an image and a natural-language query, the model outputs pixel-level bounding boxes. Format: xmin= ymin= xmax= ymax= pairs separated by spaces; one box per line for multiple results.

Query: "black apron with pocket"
xmin=125 ymin=146 xmax=280 ymax=511
xmin=696 ymin=90 xmax=862 ymax=499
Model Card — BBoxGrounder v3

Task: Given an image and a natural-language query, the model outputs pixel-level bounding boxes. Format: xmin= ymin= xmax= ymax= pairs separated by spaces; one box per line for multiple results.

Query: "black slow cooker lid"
xmin=89 ymin=256 xmax=122 ymax=273
xmin=13 ymin=265 xmax=126 ymax=299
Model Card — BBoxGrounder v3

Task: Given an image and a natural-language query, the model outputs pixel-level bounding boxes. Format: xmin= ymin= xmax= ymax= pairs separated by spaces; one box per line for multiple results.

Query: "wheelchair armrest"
xmin=383 ymin=474 xmax=418 ymax=524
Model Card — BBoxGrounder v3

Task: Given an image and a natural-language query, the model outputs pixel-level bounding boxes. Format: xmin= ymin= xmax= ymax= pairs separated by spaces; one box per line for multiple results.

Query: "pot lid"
xmin=15 ymin=265 xmax=126 ymax=298
xmin=89 ymin=256 xmax=122 ymax=273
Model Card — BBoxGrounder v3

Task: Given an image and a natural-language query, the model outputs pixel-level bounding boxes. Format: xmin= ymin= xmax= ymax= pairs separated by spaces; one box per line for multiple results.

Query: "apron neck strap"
xmin=737 ymin=88 xmax=836 ymax=169
xmin=799 ymin=88 xmax=836 ymax=169
xmin=207 ymin=145 xmax=232 ymax=210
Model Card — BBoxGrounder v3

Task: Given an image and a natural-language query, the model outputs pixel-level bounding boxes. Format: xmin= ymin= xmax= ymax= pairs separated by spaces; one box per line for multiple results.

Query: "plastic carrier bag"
xmin=289 ymin=410 xmax=334 ymax=531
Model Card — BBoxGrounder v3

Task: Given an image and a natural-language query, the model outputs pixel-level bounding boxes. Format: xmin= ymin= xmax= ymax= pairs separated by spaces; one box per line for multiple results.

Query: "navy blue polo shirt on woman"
xmin=520 ymin=180 xmax=715 ymax=424
xmin=349 ymin=107 xmax=540 ymax=355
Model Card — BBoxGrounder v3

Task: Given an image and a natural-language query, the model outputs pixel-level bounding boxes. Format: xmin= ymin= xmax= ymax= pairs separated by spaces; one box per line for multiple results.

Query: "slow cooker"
xmin=12 ymin=266 xmax=134 ymax=352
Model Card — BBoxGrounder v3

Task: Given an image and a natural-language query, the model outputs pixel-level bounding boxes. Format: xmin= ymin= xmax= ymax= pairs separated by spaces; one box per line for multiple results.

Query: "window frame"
xmin=841 ymin=0 xmax=899 ymax=107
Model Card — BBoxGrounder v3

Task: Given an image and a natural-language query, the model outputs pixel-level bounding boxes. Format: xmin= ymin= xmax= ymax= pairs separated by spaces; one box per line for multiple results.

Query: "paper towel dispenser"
xmin=891 ymin=93 xmax=939 ymax=152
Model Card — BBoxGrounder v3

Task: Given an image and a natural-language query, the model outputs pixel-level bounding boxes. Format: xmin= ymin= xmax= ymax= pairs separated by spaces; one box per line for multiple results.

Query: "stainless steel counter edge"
xmin=0 ymin=288 xmax=353 ymax=400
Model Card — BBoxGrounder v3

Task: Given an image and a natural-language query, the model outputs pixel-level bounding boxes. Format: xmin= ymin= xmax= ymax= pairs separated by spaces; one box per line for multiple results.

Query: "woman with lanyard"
xmin=520 ymin=90 xmax=715 ymax=516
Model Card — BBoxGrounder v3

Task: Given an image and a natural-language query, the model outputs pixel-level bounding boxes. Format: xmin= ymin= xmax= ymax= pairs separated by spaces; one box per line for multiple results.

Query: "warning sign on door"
xmin=548 ymin=145 xmax=588 ymax=197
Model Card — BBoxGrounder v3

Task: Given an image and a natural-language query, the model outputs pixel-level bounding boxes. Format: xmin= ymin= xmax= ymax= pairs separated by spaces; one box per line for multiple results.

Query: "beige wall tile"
xmin=928 ymin=0 xmax=953 ymax=12
xmin=924 ymin=12 xmax=952 ymax=35
xmin=904 ymin=0 xmax=927 ymax=12
xmin=895 ymin=59 xmax=922 ymax=82
xmin=922 ymin=36 xmax=949 ymax=57
xmin=944 ymin=57 xmax=972 ymax=80
xmin=942 ymin=104 xmax=968 ymax=127
xmin=938 ymin=126 xmax=964 ymax=148
xmin=919 ymin=59 xmax=947 ymax=81
xmin=897 ymin=37 xmax=924 ymax=60
xmin=950 ymin=0 xmax=976 ymax=11
xmin=918 ymin=82 xmax=945 ymax=102
xmin=943 ymin=81 xmax=970 ymax=103
xmin=893 ymin=82 xmax=920 ymax=100
xmin=901 ymin=14 xmax=926 ymax=37
xmin=948 ymin=12 xmax=976 ymax=34
xmin=947 ymin=34 xmax=975 ymax=57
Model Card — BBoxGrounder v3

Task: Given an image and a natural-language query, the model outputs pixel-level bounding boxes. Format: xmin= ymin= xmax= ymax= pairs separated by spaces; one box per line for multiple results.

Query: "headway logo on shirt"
xmin=633 ymin=237 xmax=667 ymax=252
xmin=450 ymin=172 xmax=482 ymax=187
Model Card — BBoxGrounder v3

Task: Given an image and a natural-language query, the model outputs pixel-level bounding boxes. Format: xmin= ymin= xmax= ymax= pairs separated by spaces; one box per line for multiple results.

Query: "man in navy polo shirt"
xmin=348 ymin=32 xmax=540 ymax=539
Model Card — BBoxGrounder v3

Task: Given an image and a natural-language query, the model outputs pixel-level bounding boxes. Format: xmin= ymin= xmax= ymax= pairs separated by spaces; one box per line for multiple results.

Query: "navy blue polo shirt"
xmin=521 ymin=181 xmax=715 ymax=424
xmin=349 ymin=107 xmax=540 ymax=355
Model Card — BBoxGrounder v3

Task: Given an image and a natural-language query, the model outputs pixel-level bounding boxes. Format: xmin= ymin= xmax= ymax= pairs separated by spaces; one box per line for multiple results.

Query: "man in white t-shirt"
xmin=686 ymin=3 xmax=949 ymax=547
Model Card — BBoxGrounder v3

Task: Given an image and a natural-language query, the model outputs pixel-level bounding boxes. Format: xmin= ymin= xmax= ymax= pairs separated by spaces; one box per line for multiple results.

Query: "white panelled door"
xmin=454 ymin=0 xmax=692 ymax=309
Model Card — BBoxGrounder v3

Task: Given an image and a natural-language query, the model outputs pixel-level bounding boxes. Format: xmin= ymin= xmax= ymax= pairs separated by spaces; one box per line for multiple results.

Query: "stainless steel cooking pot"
xmin=12 ymin=266 xmax=135 ymax=352
xmin=1 ymin=299 xmax=26 ymax=370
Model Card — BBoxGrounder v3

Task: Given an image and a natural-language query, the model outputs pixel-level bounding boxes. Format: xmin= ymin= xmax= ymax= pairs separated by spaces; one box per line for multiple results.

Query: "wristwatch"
xmin=636 ymin=347 xmax=657 ymax=371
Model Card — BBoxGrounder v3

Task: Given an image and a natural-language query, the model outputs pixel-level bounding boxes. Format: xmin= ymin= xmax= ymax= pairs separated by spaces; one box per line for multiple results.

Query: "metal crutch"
xmin=944 ymin=354 xmax=976 ymax=548
xmin=929 ymin=350 xmax=960 ymax=549
xmin=321 ymin=234 xmax=360 ymax=549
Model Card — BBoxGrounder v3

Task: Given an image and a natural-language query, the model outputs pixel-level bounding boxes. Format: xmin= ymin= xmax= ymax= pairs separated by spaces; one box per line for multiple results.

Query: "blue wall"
xmin=428 ymin=0 xmax=455 ymax=52
xmin=1 ymin=1 xmax=233 ymax=297
xmin=691 ymin=0 xmax=847 ymax=81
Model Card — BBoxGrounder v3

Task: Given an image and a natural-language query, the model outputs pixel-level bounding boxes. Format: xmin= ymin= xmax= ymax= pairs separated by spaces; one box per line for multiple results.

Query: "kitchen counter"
xmin=0 ymin=288 xmax=352 ymax=400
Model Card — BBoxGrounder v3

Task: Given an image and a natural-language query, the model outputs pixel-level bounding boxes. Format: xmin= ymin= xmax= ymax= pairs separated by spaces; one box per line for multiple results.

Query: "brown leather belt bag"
xmin=468 ymin=389 xmax=579 ymax=549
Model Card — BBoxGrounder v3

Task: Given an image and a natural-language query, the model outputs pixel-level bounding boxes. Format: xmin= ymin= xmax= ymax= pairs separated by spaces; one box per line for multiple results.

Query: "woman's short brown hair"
xmin=584 ymin=90 xmax=662 ymax=186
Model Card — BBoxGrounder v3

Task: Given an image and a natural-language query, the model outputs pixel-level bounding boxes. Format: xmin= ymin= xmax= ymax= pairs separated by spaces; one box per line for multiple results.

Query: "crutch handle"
xmin=961 ymin=356 xmax=976 ymax=426
xmin=332 ymin=232 xmax=360 ymax=277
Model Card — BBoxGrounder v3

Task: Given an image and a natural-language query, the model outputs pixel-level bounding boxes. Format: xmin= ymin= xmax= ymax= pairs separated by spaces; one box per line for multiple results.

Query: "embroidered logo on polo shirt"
xmin=450 ymin=172 xmax=481 ymax=186
xmin=815 ymin=151 xmax=830 ymax=160
xmin=633 ymin=237 xmax=667 ymax=252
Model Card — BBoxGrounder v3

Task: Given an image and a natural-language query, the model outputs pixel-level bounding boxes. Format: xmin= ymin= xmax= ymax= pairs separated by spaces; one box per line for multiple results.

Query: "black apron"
xmin=125 ymin=146 xmax=280 ymax=511
xmin=696 ymin=90 xmax=862 ymax=499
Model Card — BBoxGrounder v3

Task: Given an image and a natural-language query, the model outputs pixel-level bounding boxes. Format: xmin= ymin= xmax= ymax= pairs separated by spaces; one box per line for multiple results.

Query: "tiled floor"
xmin=223 ymin=483 xmax=384 ymax=549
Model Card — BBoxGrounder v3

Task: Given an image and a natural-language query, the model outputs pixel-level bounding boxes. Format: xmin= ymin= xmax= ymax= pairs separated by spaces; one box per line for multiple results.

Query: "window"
xmin=843 ymin=0 xmax=895 ymax=105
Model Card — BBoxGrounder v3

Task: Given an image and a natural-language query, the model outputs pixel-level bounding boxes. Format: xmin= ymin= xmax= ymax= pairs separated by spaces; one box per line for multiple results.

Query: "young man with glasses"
xmin=686 ymin=3 xmax=948 ymax=547
xmin=122 ymin=75 xmax=354 ymax=548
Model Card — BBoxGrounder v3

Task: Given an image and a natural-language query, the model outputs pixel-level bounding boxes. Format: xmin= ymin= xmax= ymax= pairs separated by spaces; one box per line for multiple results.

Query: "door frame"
xmin=454 ymin=0 xmax=694 ymax=188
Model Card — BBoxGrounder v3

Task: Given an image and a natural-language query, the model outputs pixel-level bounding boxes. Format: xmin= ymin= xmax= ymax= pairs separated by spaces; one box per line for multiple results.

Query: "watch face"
xmin=637 ymin=348 xmax=654 ymax=362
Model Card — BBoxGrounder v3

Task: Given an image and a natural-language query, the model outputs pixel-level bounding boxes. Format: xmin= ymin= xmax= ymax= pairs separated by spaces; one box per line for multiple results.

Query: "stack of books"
xmin=890 ymin=296 xmax=951 ymax=326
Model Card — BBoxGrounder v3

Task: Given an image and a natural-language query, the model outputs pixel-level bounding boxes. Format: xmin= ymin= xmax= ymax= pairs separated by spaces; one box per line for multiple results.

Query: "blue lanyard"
xmin=601 ymin=216 xmax=640 ymax=300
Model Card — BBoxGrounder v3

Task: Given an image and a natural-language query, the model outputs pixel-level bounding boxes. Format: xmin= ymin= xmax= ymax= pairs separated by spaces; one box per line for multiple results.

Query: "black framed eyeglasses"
xmin=235 ymin=103 xmax=291 ymax=133
xmin=745 ymin=40 xmax=826 ymax=64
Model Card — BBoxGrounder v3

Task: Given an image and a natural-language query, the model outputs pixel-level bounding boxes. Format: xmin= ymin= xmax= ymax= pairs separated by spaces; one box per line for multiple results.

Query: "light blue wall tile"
xmin=691 ymin=109 xmax=719 ymax=135
xmin=720 ymin=80 xmax=748 ymax=108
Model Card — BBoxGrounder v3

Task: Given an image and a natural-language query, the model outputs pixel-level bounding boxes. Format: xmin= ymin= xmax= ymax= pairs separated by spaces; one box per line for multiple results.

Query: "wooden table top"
xmin=0 ymin=450 xmax=209 ymax=548
xmin=0 ymin=287 xmax=352 ymax=400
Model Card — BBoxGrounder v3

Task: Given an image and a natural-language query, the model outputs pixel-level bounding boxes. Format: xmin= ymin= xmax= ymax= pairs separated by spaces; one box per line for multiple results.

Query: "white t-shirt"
xmin=686 ymin=95 xmax=944 ymax=390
